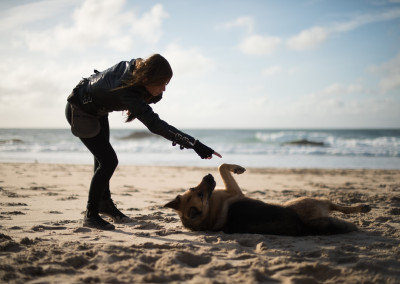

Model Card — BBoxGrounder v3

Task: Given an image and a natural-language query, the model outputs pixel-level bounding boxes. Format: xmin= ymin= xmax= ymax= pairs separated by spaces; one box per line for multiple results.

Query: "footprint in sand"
xmin=389 ymin=208 xmax=400 ymax=215
xmin=73 ymin=227 xmax=92 ymax=233
xmin=46 ymin=211 xmax=63 ymax=214
xmin=156 ymin=251 xmax=212 ymax=269
xmin=31 ymin=225 xmax=68 ymax=232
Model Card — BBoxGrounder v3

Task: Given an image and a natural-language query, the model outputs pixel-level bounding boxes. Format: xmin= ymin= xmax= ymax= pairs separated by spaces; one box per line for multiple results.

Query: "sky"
xmin=0 ymin=0 xmax=399 ymax=129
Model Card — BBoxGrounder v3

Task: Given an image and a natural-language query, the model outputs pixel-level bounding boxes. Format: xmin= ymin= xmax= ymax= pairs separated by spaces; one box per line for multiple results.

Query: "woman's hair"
xmin=129 ymin=54 xmax=173 ymax=87
xmin=125 ymin=54 xmax=173 ymax=122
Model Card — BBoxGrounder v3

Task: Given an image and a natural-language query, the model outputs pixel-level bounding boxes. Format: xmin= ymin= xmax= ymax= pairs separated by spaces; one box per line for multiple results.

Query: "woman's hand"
xmin=193 ymin=141 xmax=222 ymax=159
xmin=209 ymin=151 xmax=222 ymax=159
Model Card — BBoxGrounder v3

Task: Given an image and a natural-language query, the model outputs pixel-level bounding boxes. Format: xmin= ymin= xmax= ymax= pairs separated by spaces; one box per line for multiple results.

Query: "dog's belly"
xmin=222 ymin=198 xmax=310 ymax=236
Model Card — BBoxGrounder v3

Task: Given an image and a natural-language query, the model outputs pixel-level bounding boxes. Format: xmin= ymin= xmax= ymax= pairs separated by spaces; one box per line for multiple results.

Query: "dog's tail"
xmin=306 ymin=217 xmax=358 ymax=235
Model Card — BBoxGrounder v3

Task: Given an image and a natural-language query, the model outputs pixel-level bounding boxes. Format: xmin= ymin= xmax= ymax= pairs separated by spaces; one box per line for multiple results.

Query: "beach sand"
xmin=1 ymin=162 xmax=399 ymax=283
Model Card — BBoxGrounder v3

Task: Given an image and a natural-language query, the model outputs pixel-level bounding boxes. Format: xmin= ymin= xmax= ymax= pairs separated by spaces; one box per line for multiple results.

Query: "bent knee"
xmin=110 ymin=156 xmax=119 ymax=169
xmin=99 ymin=155 xmax=118 ymax=172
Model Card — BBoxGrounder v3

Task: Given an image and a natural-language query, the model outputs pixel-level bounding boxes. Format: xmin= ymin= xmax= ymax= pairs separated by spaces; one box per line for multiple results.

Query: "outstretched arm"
xmin=123 ymin=93 xmax=221 ymax=159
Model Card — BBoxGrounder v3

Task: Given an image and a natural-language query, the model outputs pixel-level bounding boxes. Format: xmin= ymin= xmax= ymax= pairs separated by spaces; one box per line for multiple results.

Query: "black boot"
xmin=99 ymin=199 xmax=131 ymax=223
xmin=83 ymin=210 xmax=115 ymax=230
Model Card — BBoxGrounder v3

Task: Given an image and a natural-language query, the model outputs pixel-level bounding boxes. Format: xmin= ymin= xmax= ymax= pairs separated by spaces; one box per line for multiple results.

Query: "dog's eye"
xmin=198 ymin=192 xmax=204 ymax=199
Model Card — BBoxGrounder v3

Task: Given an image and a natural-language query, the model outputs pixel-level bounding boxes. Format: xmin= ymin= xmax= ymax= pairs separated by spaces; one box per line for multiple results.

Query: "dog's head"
xmin=164 ymin=173 xmax=216 ymax=230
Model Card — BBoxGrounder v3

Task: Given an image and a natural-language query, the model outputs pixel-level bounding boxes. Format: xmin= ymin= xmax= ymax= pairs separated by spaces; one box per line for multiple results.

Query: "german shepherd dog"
xmin=164 ymin=164 xmax=371 ymax=235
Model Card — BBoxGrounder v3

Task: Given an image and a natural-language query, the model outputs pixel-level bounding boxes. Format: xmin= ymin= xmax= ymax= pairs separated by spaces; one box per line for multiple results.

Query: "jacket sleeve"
xmin=120 ymin=89 xmax=196 ymax=148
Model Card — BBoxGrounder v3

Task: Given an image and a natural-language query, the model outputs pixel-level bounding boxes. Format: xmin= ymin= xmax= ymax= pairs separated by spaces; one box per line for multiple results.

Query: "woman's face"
xmin=145 ymin=80 xmax=170 ymax=97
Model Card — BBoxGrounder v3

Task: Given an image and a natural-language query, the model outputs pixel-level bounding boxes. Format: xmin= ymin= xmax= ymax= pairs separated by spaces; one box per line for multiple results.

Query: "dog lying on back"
xmin=164 ymin=164 xmax=371 ymax=236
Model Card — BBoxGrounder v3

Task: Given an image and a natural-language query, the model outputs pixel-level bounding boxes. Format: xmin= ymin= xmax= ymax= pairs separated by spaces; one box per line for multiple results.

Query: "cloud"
xmin=287 ymin=8 xmax=400 ymax=51
xmin=163 ymin=44 xmax=215 ymax=77
xmin=332 ymin=7 xmax=400 ymax=33
xmin=129 ymin=4 xmax=169 ymax=43
xmin=287 ymin=26 xmax=328 ymax=51
xmin=239 ymin=35 xmax=282 ymax=56
xmin=221 ymin=16 xmax=281 ymax=56
xmin=262 ymin=65 xmax=300 ymax=77
xmin=221 ymin=16 xmax=254 ymax=33
xmin=0 ymin=57 xmax=91 ymax=108
xmin=217 ymin=80 xmax=398 ymax=128
xmin=369 ymin=52 xmax=400 ymax=93
xmin=0 ymin=0 xmax=77 ymax=32
xmin=231 ymin=7 xmax=400 ymax=55
xmin=21 ymin=0 xmax=168 ymax=54
xmin=262 ymin=65 xmax=282 ymax=76
xmin=273 ymin=82 xmax=366 ymax=118
xmin=319 ymin=83 xmax=364 ymax=96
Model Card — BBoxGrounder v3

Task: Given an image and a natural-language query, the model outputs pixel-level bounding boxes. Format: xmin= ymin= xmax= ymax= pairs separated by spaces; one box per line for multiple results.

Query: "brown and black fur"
xmin=164 ymin=164 xmax=371 ymax=236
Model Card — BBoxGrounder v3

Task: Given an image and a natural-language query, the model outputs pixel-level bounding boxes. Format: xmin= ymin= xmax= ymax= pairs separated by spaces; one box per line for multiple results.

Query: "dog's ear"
xmin=164 ymin=195 xmax=181 ymax=210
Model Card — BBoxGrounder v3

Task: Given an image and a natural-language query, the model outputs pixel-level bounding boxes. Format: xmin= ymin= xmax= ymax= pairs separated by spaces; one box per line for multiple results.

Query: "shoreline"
xmin=1 ymin=153 xmax=400 ymax=170
xmin=1 ymin=162 xmax=399 ymax=283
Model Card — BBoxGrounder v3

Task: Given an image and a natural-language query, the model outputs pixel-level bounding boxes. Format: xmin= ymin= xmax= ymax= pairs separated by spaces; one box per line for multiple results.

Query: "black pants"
xmin=65 ymin=103 xmax=118 ymax=213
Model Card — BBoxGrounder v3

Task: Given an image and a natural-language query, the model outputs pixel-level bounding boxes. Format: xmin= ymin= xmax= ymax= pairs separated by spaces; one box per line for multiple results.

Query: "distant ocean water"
xmin=0 ymin=128 xmax=399 ymax=169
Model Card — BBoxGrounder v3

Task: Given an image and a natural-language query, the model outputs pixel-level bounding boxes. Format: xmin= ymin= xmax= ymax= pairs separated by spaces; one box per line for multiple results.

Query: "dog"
xmin=164 ymin=163 xmax=371 ymax=235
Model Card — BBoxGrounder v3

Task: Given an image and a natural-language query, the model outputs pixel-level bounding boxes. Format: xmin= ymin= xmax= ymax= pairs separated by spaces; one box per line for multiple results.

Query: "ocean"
xmin=0 ymin=128 xmax=399 ymax=169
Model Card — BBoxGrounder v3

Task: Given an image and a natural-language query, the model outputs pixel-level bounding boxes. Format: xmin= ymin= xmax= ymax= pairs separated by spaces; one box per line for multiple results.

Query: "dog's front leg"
xmin=218 ymin=163 xmax=246 ymax=196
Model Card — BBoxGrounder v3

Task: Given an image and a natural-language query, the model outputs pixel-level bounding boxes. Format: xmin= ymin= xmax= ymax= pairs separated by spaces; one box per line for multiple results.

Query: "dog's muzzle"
xmin=203 ymin=174 xmax=215 ymax=185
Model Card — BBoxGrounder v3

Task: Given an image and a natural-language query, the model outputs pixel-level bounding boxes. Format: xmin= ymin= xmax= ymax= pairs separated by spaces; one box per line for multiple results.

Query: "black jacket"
xmin=67 ymin=59 xmax=195 ymax=148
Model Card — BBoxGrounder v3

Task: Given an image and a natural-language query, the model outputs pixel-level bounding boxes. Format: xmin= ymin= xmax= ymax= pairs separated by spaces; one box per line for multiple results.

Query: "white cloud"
xmin=130 ymin=4 xmax=169 ymax=43
xmin=333 ymin=7 xmax=400 ymax=33
xmin=221 ymin=16 xmax=281 ymax=56
xmin=0 ymin=57 xmax=91 ymax=108
xmin=288 ymin=67 xmax=300 ymax=74
xmin=164 ymin=44 xmax=215 ymax=77
xmin=287 ymin=8 xmax=400 ymax=51
xmin=369 ymin=52 xmax=400 ymax=93
xmin=222 ymin=16 xmax=254 ymax=33
xmin=287 ymin=26 xmax=328 ymax=51
xmin=272 ymin=82 xmax=366 ymax=118
xmin=262 ymin=65 xmax=282 ymax=76
xmin=234 ymin=8 xmax=400 ymax=55
xmin=0 ymin=0 xmax=77 ymax=32
xmin=380 ymin=73 xmax=400 ymax=93
xmin=22 ymin=0 xmax=168 ymax=54
xmin=239 ymin=35 xmax=281 ymax=56
xmin=320 ymin=83 xmax=363 ymax=96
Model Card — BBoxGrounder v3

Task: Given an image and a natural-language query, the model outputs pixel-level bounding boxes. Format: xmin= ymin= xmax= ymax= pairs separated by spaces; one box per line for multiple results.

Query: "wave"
xmin=0 ymin=128 xmax=399 ymax=160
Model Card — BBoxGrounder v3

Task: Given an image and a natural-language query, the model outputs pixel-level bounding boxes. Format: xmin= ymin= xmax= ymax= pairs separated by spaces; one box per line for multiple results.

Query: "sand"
xmin=0 ymin=162 xmax=399 ymax=284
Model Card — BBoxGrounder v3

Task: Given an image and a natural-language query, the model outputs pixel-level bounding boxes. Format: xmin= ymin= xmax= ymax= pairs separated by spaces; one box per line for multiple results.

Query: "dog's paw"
xmin=233 ymin=166 xmax=246 ymax=175
xmin=361 ymin=205 xmax=371 ymax=213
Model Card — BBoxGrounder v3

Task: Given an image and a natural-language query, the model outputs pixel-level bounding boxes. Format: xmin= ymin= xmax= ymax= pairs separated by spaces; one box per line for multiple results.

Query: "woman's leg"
xmin=94 ymin=115 xmax=112 ymax=201
xmin=79 ymin=120 xmax=118 ymax=216
xmin=94 ymin=116 xmax=130 ymax=222
xmin=66 ymin=103 xmax=116 ymax=230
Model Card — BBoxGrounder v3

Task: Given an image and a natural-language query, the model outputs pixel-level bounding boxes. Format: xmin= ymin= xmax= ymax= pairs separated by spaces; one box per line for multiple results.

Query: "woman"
xmin=66 ymin=54 xmax=221 ymax=230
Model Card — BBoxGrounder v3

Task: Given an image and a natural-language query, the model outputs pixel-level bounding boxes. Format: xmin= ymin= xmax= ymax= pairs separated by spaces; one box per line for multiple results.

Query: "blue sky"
xmin=0 ymin=0 xmax=399 ymax=129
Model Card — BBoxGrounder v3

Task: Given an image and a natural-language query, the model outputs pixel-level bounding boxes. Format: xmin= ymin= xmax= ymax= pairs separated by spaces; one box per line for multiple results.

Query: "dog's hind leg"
xmin=329 ymin=202 xmax=371 ymax=214
xmin=307 ymin=217 xmax=358 ymax=234
xmin=218 ymin=164 xmax=246 ymax=195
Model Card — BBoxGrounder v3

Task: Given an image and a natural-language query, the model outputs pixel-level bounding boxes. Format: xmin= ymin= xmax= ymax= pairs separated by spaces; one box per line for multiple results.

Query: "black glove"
xmin=193 ymin=140 xmax=214 ymax=159
xmin=171 ymin=133 xmax=196 ymax=149
xmin=170 ymin=131 xmax=214 ymax=159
